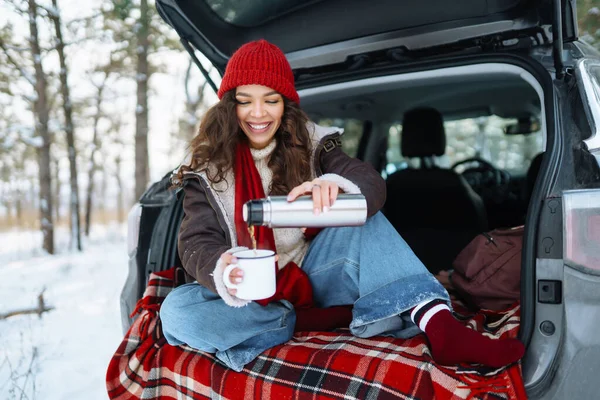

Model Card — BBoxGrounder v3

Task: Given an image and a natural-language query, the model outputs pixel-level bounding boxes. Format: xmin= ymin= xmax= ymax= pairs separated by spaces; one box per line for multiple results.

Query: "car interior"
xmin=302 ymin=63 xmax=545 ymax=274
xmin=149 ymin=0 xmax=557 ymax=297
xmin=141 ymin=60 xmax=547 ymax=308
xmin=158 ymin=62 xmax=545 ymax=282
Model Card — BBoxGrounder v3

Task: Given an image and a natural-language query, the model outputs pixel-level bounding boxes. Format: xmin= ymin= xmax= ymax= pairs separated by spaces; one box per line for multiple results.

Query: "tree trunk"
xmin=4 ymin=201 xmax=12 ymax=227
xmin=134 ymin=0 xmax=150 ymax=201
xmin=115 ymin=155 xmax=124 ymax=222
xmin=100 ymin=157 xmax=108 ymax=215
xmin=84 ymin=168 xmax=94 ymax=235
xmin=29 ymin=0 xmax=54 ymax=254
xmin=85 ymin=83 xmax=104 ymax=236
xmin=182 ymin=60 xmax=209 ymax=142
xmin=16 ymin=192 xmax=23 ymax=227
xmin=183 ymin=60 xmax=197 ymax=141
xmin=53 ymin=156 xmax=60 ymax=224
xmin=15 ymin=157 xmax=25 ymax=227
xmin=51 ymin=0 xmax=81 ymax=251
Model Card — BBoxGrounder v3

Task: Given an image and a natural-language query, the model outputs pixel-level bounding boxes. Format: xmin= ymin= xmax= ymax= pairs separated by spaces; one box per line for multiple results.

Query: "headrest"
xmin=401 ymin=107 xmax=446 ymax=158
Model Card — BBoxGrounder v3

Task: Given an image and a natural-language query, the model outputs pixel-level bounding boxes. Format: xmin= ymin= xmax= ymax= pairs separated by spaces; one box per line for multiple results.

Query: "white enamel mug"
xmin=222 ymin=249 xmax=276 ymax=300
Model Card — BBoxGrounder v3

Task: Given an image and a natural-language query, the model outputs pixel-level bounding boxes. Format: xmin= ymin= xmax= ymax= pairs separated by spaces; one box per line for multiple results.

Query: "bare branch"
xmin=19 ymin=92 xmax=37 ymax=103
xmin=2 ymin=0 xmax=27 ymax=14
xmin=36 ymin=3 xmax=59 ymax=18
xmin=2 ymin=44 xmax=30 ymax=53
xmin=0 ymin=38 xmax=36 ymax=86
xmin=184 ymin=59 xmax=192 ymax=104
xmin=65 ymin=11 xmax=103 ymax=28
xmin=0 ymin=290 xmax=54 ymax=320
xmin=18 ymin=347 xmax=38 ymax=400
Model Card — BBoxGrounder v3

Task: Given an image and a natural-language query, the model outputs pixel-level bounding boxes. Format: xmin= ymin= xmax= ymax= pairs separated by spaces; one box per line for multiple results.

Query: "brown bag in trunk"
xmin=451 ymin=226 xmax=524 ymax=310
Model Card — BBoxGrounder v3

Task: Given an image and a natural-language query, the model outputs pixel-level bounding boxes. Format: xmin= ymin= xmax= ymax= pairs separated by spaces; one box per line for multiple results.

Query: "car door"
xmin=521 ymin=56 xmax=600 ymax=399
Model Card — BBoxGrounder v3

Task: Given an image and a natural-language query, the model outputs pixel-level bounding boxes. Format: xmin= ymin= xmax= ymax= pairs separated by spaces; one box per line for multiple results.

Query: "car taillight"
xmin=127 ymin=203 xmax=143 ymax=256
xmin=563 ymin=189 xmax=600 ymax=271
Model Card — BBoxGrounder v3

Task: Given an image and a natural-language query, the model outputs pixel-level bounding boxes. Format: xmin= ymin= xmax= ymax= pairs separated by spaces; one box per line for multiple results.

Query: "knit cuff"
xmin=319 ymin=173 xmax=361 ymax=194
xmin=213 ymin=246 xmax=251 ymax=308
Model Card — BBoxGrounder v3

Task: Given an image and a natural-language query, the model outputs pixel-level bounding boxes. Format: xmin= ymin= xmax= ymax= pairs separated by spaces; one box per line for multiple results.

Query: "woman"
xmin=160 ymin=39 xmax=525 ymax=372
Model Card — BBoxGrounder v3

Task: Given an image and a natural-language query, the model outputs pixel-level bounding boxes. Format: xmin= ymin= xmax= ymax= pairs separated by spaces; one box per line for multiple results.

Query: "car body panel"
xmin=156 ymin=0 xmax=576 ymax=75
xmin=120 ymin=174 xmax=182 ymax=332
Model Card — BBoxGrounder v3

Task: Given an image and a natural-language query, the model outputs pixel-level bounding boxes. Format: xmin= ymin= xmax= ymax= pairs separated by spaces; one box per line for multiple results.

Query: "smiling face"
xmin=235 ymin=84 xmax=285 ymax=149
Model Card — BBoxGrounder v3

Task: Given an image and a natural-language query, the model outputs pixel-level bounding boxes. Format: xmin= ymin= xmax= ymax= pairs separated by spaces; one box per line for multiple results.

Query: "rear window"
xmin=316 ymin=118 xmax=363 ymax=158
xmin=203 ymin=0 xmax=313 ymax=26
xmin=386 ymin=115 xmax=544 ymax=176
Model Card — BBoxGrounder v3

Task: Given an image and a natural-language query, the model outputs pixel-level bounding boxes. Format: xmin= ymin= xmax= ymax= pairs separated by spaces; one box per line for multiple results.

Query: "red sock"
xmin=294 ymin=306 xmax=353 ymax=333
xmin=410 ymin=300 xmax=525 ymax=368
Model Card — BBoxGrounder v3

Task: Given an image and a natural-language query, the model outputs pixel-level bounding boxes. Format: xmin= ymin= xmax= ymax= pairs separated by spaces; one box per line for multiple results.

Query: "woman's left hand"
xmin=287 ymin=179 xmax=339 ymax=215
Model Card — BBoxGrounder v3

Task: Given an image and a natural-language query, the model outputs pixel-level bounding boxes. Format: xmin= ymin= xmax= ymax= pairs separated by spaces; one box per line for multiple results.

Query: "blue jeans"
xmin=160 ymin=212 xmax=449 ymax=371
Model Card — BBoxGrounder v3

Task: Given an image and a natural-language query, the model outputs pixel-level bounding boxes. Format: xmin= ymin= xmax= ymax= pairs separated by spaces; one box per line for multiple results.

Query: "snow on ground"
xmin=0 ymin=224 xmax=129 ymax=400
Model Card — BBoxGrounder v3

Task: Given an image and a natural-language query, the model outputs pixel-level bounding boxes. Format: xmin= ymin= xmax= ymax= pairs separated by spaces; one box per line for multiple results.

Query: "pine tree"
xmin=104 ymin=0 xmax=181 ymax=201
xmin=47 ymin=0 xmax=82 ymax=250
xmin=0 ymin=0 xmax=55 ymax=253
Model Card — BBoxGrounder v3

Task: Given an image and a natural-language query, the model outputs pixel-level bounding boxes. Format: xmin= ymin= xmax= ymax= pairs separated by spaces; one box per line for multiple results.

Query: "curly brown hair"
xmin=173 ymin=90 xmax=313 ymax=195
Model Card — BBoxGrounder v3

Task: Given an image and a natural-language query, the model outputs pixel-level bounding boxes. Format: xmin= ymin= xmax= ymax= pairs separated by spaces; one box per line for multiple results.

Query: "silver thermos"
xmin=243 ymin=194 xmax=368 ymax=228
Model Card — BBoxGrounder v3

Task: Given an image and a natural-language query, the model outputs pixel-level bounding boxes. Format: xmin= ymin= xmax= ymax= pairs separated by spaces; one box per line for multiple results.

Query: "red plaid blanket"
xmin=106 ymin=268 xmax=527 ymax=400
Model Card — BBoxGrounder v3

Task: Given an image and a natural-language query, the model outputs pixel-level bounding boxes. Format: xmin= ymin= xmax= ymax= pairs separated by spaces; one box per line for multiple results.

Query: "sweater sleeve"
xmin=178 ymin=178 xmax=249 ymax=307
xmin=318 ymin=139 xmax=386 ymax=217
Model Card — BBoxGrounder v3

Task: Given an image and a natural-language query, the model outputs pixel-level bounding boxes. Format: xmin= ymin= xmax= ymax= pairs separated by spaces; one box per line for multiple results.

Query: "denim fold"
xmin=160 ymin=212 xmax=450 ymax=371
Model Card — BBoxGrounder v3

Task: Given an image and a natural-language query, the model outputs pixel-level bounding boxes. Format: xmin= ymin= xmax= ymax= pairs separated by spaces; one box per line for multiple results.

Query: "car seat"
xmin=384 ymin=107 xmax=488 ymax=274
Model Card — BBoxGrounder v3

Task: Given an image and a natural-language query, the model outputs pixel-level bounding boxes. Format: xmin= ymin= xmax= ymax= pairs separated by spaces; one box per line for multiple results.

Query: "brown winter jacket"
xmin=177 ymin=124 xmax=386 ymax=302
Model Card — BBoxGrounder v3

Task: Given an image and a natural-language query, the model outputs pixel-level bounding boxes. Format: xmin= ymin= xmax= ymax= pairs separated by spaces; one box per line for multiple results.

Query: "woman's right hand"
xmin=220 ymin=252 xmax=243 ymax=297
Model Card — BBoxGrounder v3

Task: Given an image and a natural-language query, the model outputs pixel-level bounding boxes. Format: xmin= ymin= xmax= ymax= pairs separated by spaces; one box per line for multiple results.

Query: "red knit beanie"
xmin=217 ymin=40 xmax=299 ymax=104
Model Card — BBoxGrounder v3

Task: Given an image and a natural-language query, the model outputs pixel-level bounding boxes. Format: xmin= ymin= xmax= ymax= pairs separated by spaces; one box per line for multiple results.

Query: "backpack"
xmin=451 ymin=226 xmax=524 ymax=311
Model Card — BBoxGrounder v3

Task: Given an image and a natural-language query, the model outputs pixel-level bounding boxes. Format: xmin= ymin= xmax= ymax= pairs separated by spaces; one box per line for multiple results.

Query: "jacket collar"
xmin=307 ymin=121 xmax=344 ymax=142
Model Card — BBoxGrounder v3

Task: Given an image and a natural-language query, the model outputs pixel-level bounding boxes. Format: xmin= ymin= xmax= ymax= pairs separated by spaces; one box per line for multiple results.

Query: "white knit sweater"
xmin=211 ymin=139 xmax=309 ymax=270
xmin=206 ymin=122 xmax=363 ymax=307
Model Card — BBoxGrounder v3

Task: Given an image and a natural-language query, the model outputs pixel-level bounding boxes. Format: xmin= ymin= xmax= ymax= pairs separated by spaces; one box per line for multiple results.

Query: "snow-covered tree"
xmin=0 ymin=0 xmax=55 ymax=253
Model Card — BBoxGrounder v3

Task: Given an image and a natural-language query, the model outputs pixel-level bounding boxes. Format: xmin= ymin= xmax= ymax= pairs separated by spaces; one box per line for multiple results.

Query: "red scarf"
xmin=234 ymin=142 xmax=313 ymax=308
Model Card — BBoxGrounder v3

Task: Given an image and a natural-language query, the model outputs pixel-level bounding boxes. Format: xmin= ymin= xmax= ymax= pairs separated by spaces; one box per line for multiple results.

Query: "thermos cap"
xmin=243 ymin=200 xmax=264 ymax=226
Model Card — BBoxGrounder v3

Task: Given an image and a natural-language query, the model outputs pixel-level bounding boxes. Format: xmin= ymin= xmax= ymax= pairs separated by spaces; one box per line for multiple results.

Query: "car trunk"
xmin=144 ymin=1 xmax=581 ymax=397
